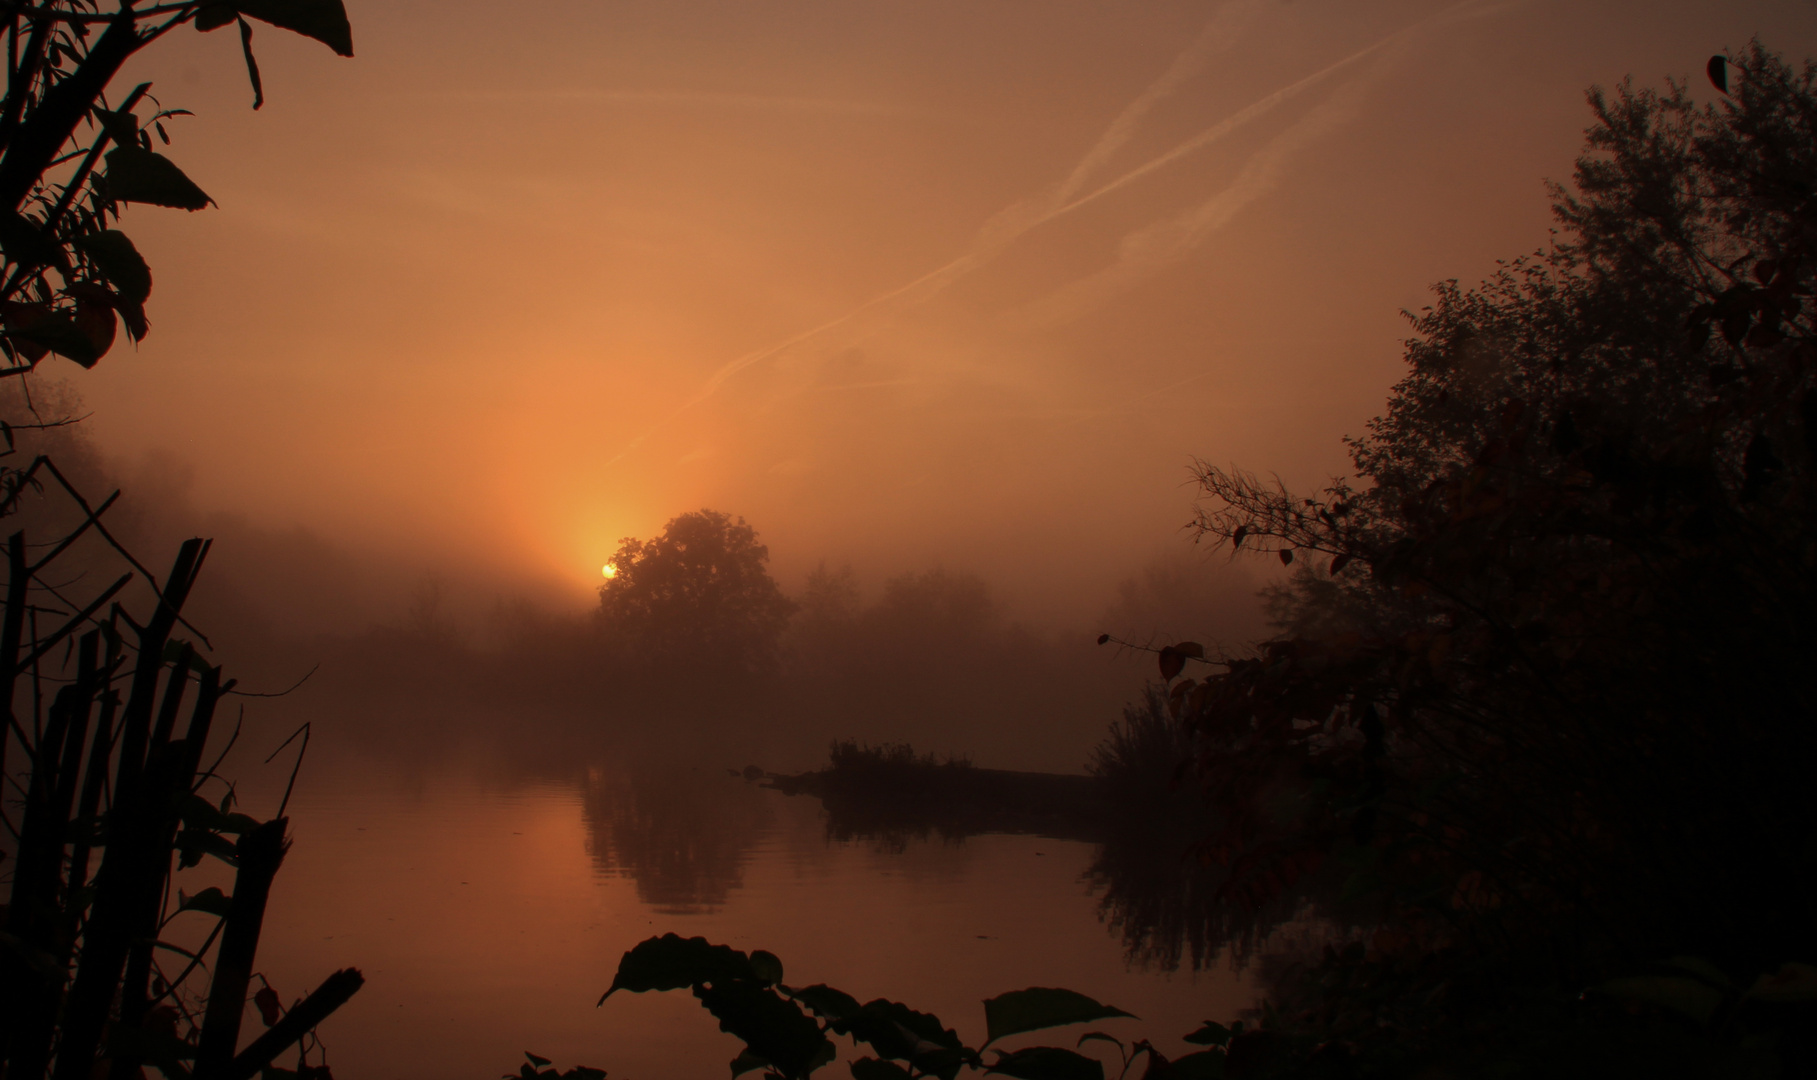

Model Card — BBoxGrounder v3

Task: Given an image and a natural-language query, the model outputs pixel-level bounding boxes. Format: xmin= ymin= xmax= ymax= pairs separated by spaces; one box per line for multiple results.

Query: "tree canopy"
xmin=598 ymin=510 xmax=796 ymax=676
xmin=0 ymin=0 xmax=350 ymax=375
xmin=1164 ymin=41 xmax=1817 ymax=1070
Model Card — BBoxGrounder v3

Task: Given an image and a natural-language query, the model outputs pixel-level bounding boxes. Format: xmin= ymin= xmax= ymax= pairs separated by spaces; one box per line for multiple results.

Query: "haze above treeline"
xmin=15 ymin=1 xmax=1816 ymax=768
xmin=8 ymin=397 xmax=1264 ymax=773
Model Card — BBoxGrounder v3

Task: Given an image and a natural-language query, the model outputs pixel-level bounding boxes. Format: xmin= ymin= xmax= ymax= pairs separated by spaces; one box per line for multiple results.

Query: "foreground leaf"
xmin=600 ymin=933 xmax=758 ymax=1001
xmin=695 ymin=980 xmax=830 ymax=1079
xmin=749 ymin=949 xmax=785 ymax=986
xmin=177 ymin=886 xmax=233 ymax=917
xmin=791 ymin=983 xmax=863 ymax=1022
xmin=175 ymin=826 xmax=241 ymax=869
xmin=103 ymin=147 xmax=213 ymax=210
xmin=3 ymin=304 xmax=98 ymax=366
xmin=834 ymin=998 xmax=963 ymax=1062
xmin=985 ymin=1047 xmax=1103 ymax=1080
xmin=0 ymin=212 xmax=64 ymax=270
xmin=983 ymin=988 xmax=1135 ymax=1046
xmin=256 ymin=985 xmax=284 ymax=1026
xmin=231 ymin=0 xmax=353 ymax=56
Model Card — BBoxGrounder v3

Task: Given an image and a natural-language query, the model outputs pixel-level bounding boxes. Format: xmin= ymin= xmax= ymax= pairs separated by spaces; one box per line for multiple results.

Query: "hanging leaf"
xmin=93 ymin=107 xmax=140 ymax=147
xmin=3 ymin=303 xmax=99 ymax=366
xmin=72 ymin=229 xmax=152 ymax=305
xmin=103 ymin=146 xmax=214 ymax=210
xmin=1158 ymin=646 xmax=1186 ymax=682
xmin=176 ymin=885 xmax=234 ymax=917
xmin=1230 ymin=525 xmax=1247 ymax=549
xmin=1095 ymin=633 xmax=1109 ymax=645
xmin=255 ymin=984 xmax=284 ymax=1026
xmin=983 ymin=988 xmax=1135 ymax=1046
xmin=237 ymin=17 xmax=266 ymax=110
xmin=984 ymin=1046 xmax=1104 ymax=1080
xmin=1279 ymin=549 xmax=1293 ymax=566
xmin=1708 ymin=55 xmax=1728 ymax=94
xmin=180 ymin=791 xmax=262 ymax=834
xmin=174 ymin=827 xmax=241 ymax=869
xmin=70 ymin=288 xmax=117 ymax=362
xmin=231 ymin=0 xmax=354 ymax=57
xmin=1328 ymin=554 xmax=1350 ymax=576
xmin=195 ymin=4 xmax=238 ymax=31
xmin=0 ymin=212 xmax=66 ymax=271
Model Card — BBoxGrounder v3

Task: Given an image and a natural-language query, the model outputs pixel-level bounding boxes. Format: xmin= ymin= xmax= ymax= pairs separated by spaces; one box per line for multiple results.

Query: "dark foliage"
xmin=589 ymin=934 xmax=1229 ymax=1080
xmin=0 ymin=6 xmax=358 ymax=1079
xmin=1169 ymin=42 xmax=1817 ymax=1073
xmin=0 ymin=522 xmax=363 ymax=1080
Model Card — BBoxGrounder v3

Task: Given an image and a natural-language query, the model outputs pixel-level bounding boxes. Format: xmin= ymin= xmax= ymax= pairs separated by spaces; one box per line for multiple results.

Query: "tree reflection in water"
xmin=581 ymin=763 xmax=772 ymax=914
xmin=1085 ymin=820 xmax=1226 ymax=972
xmin=1083 ymin=689 xmax=1332 ymax=974
xmin=1079 ymin=688 xmax=1228 ymax=972
xmin=580 ymin=711 xmax=1321 ymax=971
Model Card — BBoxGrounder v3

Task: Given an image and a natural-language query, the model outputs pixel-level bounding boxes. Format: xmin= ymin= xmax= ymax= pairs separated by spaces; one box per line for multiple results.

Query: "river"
xmin=241 ymin=754 xmax=1257 ymax=1079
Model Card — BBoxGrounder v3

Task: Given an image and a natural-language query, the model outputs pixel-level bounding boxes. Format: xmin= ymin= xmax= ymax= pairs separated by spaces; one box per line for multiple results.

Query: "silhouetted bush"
xmin=1166 ymin=41 xmax=1817 ymax=1076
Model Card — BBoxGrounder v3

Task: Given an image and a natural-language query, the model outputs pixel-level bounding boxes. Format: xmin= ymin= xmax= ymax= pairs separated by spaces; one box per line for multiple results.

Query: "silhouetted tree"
xmin=1160 ymin=42 xmax=1817 ymax=1071
xmin=598 ymin=510 xmax=795 ymax=676
xmin=0 ymin=1 xmax=350 ymax=381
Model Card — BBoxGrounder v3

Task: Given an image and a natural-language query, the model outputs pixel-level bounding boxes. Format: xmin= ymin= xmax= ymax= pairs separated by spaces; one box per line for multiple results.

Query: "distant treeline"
xmin=0 ymin=380 xmax=1265 ymax=774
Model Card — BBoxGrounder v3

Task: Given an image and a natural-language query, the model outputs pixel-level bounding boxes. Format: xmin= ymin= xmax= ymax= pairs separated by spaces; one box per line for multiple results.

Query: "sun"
xmin=602 ymin=562 xmax=618 ymax=580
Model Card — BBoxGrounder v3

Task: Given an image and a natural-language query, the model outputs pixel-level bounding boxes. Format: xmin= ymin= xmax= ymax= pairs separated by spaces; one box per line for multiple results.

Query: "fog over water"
xmin=6 ymin=6 xmax=1817 ymax=1078
xmin=43 ymin=1 xmax=1811 ymax=688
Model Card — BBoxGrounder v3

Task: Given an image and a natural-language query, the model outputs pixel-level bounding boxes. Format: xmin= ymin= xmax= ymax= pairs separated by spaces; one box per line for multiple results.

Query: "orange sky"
xmin=65 ymin=0 xmax=1817 ymax=622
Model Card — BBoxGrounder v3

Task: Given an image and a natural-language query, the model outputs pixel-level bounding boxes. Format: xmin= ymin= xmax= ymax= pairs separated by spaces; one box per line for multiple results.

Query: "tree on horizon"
xmin=598 ymin=509 xmax=796 ymax=677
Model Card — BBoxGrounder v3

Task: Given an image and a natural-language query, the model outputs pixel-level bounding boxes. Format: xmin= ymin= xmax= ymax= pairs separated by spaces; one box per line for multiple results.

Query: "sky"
xmin=64 ymin=0 xmax=1817 ymax=624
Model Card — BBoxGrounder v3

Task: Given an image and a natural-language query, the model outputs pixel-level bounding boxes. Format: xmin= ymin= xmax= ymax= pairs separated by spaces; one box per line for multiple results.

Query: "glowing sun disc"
xmin=602 ymin=563 xmax=617 ymax=579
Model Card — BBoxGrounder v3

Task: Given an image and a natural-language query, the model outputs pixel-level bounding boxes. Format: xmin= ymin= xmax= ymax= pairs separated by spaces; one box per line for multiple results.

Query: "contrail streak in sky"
xmin=1051 ymin=0 xmax=1267 ymax=207
xmin=599 ymin=0 xmax=1491 ymax=470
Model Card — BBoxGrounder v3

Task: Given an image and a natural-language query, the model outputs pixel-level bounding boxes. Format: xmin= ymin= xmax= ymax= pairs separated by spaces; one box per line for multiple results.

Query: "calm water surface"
xmin=250 ymin=756 xmax=1256 ymax=1079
